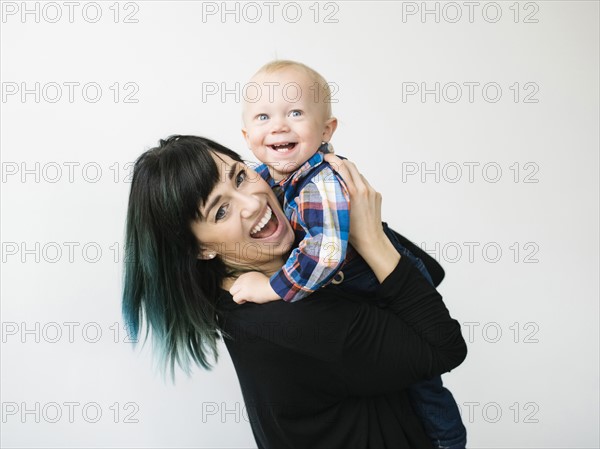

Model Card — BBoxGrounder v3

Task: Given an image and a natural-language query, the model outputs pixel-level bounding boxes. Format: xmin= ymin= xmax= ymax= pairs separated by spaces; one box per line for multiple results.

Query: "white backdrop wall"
xmin=1 ymin=1 xmax=598 ymax=448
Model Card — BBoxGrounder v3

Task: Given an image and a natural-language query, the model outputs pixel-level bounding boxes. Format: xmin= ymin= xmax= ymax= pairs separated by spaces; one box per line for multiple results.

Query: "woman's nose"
xmin=238 ymin=192 xmax=262 ymax=219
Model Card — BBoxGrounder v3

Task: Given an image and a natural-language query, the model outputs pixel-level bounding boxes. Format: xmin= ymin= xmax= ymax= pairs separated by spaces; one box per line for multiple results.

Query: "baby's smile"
xmin=268 ymin=142 xmax=297 ymax=152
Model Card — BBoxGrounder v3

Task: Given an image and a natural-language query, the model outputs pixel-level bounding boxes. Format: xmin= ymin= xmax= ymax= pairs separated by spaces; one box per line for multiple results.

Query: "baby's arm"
xmin=229 ymin=271 xmax=281 ymax=304
xmin=230 ymin=164 xmax=350 ymax=304
xmin=271 ymin=166 xmax=351 ymax=302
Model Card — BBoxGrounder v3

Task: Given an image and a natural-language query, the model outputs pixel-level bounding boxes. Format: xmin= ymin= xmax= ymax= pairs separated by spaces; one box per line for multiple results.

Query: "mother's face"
xmin=191 ymin=153 xmax=295 ymax=273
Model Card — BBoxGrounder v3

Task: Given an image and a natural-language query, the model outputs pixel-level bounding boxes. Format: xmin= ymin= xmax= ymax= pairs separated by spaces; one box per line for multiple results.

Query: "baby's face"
xmin=242 ymin=68 xmax=336 ymax=182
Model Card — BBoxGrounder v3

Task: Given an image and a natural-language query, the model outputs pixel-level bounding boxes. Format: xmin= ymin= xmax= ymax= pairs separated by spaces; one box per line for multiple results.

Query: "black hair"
xmin=122 ymin=135 xmax=244 ymax=380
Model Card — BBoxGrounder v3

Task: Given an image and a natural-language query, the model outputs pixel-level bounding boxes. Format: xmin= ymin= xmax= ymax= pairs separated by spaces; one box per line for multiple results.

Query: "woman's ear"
xmin=198 ymin=251 xmax=216 ymax=260
xmin=197 ymin=245 xmax=217 ymax=260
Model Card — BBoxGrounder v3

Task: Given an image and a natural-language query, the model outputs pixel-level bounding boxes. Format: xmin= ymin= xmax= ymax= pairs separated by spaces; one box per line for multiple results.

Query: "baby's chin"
xmin=267 ymin=162 xmax=302 ymax=182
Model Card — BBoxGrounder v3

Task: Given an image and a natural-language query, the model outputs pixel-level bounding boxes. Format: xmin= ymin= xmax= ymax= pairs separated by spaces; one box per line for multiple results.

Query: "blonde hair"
xmin=252 ymin=60 xmax=333 ymax=118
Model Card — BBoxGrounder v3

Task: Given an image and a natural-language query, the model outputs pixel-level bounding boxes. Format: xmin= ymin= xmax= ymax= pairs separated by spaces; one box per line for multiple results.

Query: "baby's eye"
xmin=215 ymin=205 xmax=227 ymax=221
xmin=257 ymin=114 xmax=269 ymax=121
xmin=236 ymin=169 xmax=247 ymax=186
xmin=289 ymin=110 xmax=302 ymax=117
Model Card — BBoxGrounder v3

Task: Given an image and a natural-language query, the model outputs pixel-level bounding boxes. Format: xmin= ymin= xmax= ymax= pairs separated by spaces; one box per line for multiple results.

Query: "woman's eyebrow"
xmin=203 ymin=195 xmax=221 ymax=220
xmin=202 ymin=163 xmax=240 ymax=218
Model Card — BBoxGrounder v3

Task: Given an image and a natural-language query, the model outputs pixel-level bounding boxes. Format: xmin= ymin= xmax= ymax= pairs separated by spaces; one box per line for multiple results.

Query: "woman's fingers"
xmin=323 ymin=154 xmax=360 ymax=193
xmin=323 ymin=154 xmax=380 ymax=202
xmin=323 ymin=153 xmax=391 ymax=275
xmin=342 ymin=161 xmax=370 ymax=196
xmin=323 ymin=153 xmax=347 ymax=183
xmin=326 ymin=157 xmax=384 ymax=248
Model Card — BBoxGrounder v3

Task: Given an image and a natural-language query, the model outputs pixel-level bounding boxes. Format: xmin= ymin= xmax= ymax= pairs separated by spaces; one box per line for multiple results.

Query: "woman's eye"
xmin=257 ymin=114 xmax=268 ymax=121
xmin=215 ymin=205 xmax=227 ymax=221
xmin=236 ymin=169 xmax=247 ymax=186
xmin=289 ymin=110 xmax=302 ymax=117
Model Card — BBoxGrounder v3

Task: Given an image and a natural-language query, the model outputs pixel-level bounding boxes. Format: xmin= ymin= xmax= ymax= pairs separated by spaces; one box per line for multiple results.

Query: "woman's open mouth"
xmin=250 ymin=205 xmax=280 ymax=239
xmin=268 ymin=142 xmax=297 ymax=153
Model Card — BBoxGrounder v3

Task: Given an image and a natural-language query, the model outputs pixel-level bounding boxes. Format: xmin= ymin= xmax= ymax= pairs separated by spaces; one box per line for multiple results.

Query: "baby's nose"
xmin=271 ymin=117 xmax=289 ymax=132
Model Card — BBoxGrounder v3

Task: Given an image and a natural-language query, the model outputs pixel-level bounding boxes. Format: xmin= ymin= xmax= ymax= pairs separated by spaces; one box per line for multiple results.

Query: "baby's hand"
xmin=229 ymin=272 xmax=281 ymax=304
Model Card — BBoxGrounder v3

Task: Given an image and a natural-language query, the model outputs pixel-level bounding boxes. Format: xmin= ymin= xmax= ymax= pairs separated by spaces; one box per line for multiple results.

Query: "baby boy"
xmin=232 ymin=59 xmax=467 ymax=449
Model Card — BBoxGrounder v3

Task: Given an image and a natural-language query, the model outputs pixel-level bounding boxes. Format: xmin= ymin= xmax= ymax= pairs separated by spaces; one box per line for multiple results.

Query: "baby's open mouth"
xmin=250 ymin=206 xmax=280 ymax=239
xmin=269 ymin=142 xmax=297 ymax=153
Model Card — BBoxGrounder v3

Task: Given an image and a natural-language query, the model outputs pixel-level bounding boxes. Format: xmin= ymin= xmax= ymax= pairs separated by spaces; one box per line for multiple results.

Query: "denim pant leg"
xmin=407 ymin=377 xmax=467 ymax=449
xmin=327 ymin=246 xmax=379 ymax=295
xmin=382 ymin=224 xmax=467 ymax=449
xmin=326 ymin=224 xmax=467 ymax=447
xmin=382 ymin=223 xmax=434 ymax=285
xmin=333 ymin=224 xmax=435 ymax=294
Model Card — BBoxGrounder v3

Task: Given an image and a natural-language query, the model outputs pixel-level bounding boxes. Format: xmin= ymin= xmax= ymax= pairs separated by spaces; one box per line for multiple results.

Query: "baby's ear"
xmin=241 ymin=125 xmax=254 ymax=149
xmin=323 ymin=117 xmax=338 ymax=142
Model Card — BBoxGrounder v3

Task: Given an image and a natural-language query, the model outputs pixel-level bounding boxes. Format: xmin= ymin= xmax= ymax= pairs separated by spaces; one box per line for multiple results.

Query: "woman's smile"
xmin=250 ymin=205 xmax=276 ymax=238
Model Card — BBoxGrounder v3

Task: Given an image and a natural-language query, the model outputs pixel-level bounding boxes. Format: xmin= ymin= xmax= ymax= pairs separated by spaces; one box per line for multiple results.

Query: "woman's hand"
xmin=324 ymin=154 xmax=401 ymax=283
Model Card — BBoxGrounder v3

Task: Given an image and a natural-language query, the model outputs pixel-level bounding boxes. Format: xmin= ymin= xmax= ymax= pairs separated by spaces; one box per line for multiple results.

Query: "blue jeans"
xmin=329 ymin=223 xmax=467 ymax=449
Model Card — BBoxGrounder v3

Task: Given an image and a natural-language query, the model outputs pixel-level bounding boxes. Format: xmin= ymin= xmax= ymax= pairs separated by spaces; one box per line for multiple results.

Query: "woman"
xmin=123 ymin=135 xmax=467 ymax=448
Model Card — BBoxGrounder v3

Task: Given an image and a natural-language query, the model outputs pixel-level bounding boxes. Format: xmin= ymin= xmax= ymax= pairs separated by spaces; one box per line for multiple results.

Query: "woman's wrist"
xmin=358 ymin=233 xmax=401 ymax=284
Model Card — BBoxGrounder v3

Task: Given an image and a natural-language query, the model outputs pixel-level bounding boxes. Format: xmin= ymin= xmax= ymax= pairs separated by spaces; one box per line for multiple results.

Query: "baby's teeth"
xmin=271 ymin=143 xmax=294 ymax=152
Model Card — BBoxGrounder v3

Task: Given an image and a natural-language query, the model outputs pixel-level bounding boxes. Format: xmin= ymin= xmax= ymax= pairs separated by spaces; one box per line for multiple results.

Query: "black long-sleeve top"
xmin=216 ymin=232 xmax=467 ymax=448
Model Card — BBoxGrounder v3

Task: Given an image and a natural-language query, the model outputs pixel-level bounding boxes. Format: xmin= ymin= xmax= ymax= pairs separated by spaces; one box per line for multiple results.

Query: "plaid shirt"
xmin=255 ymin=151 xmax=351 ymax=302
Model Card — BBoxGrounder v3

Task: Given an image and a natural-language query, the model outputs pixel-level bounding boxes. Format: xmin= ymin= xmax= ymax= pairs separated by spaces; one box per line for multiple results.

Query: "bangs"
xmin=141 ymin=135 xmax=245 ymax=234
xmin=176 ymin=147 xmax=221 ymax=222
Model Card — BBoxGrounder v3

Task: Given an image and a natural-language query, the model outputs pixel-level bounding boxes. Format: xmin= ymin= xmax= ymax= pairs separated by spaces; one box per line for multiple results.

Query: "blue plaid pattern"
xmin=255 ymin=152 xmax=350 ymax=302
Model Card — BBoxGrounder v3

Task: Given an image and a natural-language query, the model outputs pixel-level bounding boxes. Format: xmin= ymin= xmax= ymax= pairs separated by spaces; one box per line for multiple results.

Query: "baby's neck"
xmin=271 ymin=170 xmax=288 ymax=183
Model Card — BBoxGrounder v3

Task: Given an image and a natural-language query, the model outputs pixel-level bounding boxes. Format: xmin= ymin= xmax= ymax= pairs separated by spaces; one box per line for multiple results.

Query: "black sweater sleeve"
xmin=341 ymin=255 xmax=466 ymax=396
xmin=385 ymin=224 xmax=445 ymax=287
xmin=219 ymin=254 xmax=466 ymax=398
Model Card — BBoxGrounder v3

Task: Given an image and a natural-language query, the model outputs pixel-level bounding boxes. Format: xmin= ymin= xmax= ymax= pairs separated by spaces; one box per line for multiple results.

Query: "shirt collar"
xmin=282 ymin=151 xmax=325 ymax=188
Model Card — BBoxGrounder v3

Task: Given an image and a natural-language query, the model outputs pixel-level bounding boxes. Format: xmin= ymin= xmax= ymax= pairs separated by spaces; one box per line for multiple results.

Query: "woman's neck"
xmin=221 ymin=255 xmax=287 ymax=291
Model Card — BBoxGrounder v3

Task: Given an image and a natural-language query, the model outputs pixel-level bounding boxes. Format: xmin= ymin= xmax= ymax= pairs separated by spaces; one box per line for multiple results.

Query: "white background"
xmin=1 ymin=1 xmax=598 ymax=448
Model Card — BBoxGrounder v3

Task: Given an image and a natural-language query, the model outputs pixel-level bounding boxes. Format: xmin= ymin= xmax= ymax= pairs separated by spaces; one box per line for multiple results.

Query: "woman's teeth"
xmin=250 ymin=207 xmax=273 ymax=236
